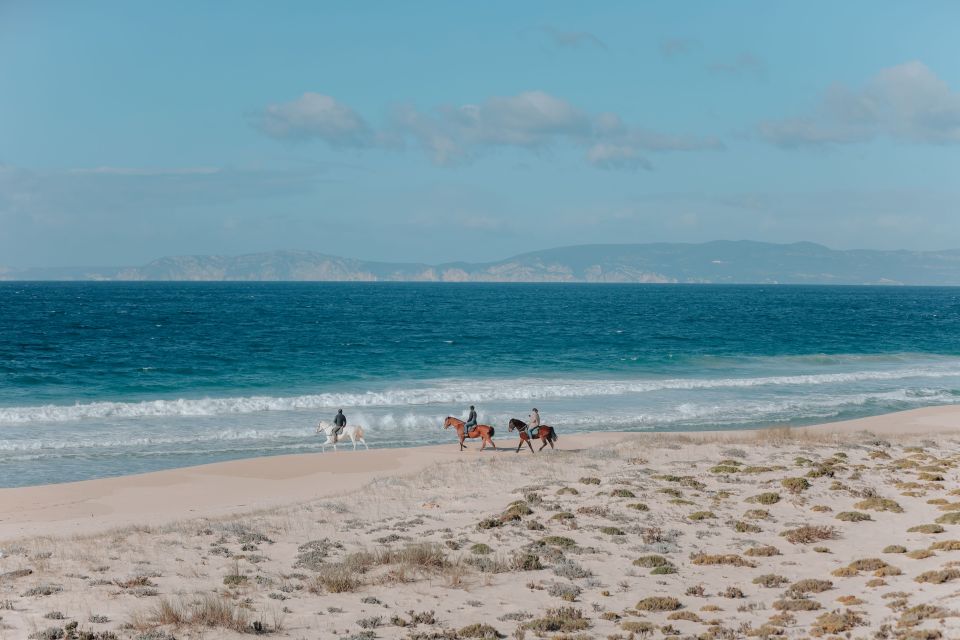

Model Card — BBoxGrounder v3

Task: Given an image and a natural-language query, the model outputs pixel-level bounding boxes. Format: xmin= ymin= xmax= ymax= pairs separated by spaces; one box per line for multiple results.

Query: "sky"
xmin=1 ymin=1 xmax=959 ymax=268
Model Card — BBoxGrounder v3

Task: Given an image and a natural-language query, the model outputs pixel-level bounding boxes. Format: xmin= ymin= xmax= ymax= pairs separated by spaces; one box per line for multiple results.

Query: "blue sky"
xmin=2 ymin=1 xmax=959 ymax=267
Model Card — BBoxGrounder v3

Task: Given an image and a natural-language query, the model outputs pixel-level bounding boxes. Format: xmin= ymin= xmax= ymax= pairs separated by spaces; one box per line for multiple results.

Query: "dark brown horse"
xmin=443 ymin=416 xmax=496 ymax=451
xmin=508 ymin=418 xmax=558 ymax=452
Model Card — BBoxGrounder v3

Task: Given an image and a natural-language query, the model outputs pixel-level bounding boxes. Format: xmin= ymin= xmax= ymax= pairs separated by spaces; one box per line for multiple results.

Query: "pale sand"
xmin=0 ymin=405 xmax=958 ymax=639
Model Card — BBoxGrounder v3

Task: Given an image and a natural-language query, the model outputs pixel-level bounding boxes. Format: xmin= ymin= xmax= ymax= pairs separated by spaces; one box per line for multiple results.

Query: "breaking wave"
xmin=3 ymin=364 xmax=960 ymax=425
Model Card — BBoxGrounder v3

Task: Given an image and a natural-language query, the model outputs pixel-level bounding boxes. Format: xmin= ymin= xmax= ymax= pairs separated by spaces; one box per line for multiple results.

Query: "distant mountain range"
xmin=5 ymin=241 xmax=960 ymax=285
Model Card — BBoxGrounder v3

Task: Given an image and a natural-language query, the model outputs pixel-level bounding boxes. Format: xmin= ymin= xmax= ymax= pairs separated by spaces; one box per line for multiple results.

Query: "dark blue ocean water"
xmin=2 ymin=282 xmax=960 ymax=487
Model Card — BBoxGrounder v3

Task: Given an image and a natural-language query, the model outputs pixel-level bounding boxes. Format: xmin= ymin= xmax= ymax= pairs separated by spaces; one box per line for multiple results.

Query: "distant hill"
xmin=5 ymin=241 xmax=960 ymax=285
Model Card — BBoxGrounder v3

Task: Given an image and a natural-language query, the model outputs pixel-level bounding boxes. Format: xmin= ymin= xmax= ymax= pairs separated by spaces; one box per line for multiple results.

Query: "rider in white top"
xmin=528 ymin=408 xmax=541 ymax=437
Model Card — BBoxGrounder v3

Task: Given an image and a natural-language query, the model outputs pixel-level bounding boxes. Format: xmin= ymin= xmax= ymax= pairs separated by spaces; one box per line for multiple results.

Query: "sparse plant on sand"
xmin=635 ymin=596 xmax=682 ymax=611
xmin=855 ymin=497 xmax=903 ymax=513
xmin=690 ymin=553 xmax=756 ymax=568
xmin=835 ymin=511 xmax=872 ymax=522
xmin=753 ymin=574 xmax=789 ymax=588
xmin=522 ymin=607 xmax=590 ymax=633
xmin=773 ymin=599 xmax=821 ymax=612
xmin=745 ymin=545 xmax=780 ymax=557
xmin=780 ymin=525 xmax=838 ymax=544
xmin=929 ymin=539 xmax=960 ymax=551
xmin=810 ymin=609 xmax=865 ymax=636
xmin=781 ymin=478 xmax=811 ymax=494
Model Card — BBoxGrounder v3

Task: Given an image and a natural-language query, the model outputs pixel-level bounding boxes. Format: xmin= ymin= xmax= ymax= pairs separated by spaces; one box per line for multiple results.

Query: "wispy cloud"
xmin=760 ymin=61 xmax=960 ymax=147
xmin=659 ymin=37 xmax=697 ymax=59
xmin=0 ymin=164 xmax=322 ymax=224
xmin=541 ymin=26 xmax=606 ymax=50
xmin=256 ymin=91 xmax=723 ymax=170
xmin=707 ymin=52 xmax=766 ymax=79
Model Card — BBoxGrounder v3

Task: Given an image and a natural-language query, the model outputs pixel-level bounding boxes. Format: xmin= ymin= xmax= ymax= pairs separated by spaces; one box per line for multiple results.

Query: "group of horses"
xmin=315 ymin=416 xmax=558 ymax=452
xmin=444 ymin=416 xmax=557 ymax=452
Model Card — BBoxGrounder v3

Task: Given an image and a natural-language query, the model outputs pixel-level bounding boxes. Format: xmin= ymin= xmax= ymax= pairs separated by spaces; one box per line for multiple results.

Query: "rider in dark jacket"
xmin=334 ymin=409 xmax=347 ymax=437
xmin=464 ymin=405 xmax=478 ymax=434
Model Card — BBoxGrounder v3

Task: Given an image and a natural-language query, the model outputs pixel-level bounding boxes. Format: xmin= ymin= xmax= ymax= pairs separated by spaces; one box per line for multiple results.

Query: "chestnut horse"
xmin=508 ymin=418 xmax=558 ymax=452
xmin=443 ymin=416 xmax=496 ymax=451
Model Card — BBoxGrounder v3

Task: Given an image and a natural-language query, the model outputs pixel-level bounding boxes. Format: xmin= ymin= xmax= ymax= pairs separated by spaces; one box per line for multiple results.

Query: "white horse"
xmin=316 ymin=420 xmax=368 ymax=451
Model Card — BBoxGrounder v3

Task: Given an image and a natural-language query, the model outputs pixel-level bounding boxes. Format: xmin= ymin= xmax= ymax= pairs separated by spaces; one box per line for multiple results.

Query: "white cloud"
xmin=257 ymin=92 xmax=372 ymax=146
xmin=257 ymin=90 xmax=722 ymax=169
xmin=760 ymin=61 xmax=960 ymax=147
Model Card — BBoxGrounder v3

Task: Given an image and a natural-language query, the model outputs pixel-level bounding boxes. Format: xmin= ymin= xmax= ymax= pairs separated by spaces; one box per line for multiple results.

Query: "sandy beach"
xmin=2 ymin=405 xmax=959 ymax=639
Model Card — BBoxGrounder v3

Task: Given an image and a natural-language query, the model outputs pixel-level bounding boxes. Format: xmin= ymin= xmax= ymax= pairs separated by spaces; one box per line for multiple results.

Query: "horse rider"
xmin=333 ymin=409 xmax=347 ymax=439
xmin=528 ymin=408 xmax=541 ymax=438
xmin=463 ymin=405 xmax=478 ymax=436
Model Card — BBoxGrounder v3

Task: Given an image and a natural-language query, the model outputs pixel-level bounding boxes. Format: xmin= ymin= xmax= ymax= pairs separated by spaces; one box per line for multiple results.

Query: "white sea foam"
xmin=2 ymin=364 xmax=960 ymax=425
xmin=1 ymin=387 xmax=956 ymax=455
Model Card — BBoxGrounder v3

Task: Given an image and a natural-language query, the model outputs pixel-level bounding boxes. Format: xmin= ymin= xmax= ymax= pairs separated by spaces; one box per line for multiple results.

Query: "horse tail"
xmin=356 ymin=425 xmax=364 ymax=440
xmin=488 ymin=426 xmax=495 ymax=438
xmin=550 ymin=427 xmax=558 ymax=442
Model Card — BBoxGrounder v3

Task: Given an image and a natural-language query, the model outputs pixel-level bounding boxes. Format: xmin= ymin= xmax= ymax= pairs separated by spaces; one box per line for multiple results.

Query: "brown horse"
xmin=443 ymin=416 xmax=497 ymax=451
xmin=508 ymin=418 xmax=558 ymax=452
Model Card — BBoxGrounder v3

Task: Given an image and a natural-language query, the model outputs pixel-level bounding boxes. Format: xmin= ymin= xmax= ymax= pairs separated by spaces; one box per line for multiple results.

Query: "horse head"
xmin=442 ymin=416 xmax=456 ymax=430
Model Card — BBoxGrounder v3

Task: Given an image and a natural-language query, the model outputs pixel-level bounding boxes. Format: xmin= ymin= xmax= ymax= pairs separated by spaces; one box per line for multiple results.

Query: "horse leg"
xmin=489 ymin=436 xmax=496 ymax=449
xmin=516 ymin=439 xmax=523 ymax=453
xmin=360 ymin=437 xmax=369 ymax=450
xmin=351 ymin=436 xmax=357 ymax=450
xmin=539 ymin=438 xmax=548 ymax=451
xmin=526 ymin=439 xmax=535 ymax=453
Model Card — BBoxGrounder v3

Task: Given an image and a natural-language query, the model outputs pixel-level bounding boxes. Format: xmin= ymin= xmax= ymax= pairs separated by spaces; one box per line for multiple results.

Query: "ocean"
xmin=2 ymin=282 xmax=960 ymax=487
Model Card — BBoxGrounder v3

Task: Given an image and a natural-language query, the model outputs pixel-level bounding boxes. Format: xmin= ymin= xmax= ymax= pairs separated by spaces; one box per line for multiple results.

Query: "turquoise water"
xmin=2 ymin=282 xmax=960 ymax=487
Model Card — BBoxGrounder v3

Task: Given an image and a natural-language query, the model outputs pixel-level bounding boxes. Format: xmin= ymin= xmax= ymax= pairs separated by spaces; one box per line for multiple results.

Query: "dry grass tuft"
xmin=786 ymin=579 xmax=833 ymax=596
xmin=908 ymin=524 xmax=946 ymax=534
xmin=635 ymin=596 xmax=683 ymax=611
xmin=935 ymin=512 xmax=960 ymax=525
xmin=773 ymin=599 xmax=821 ymax=612
xmin=810 ymin=609 xmax=865 ymax=636
xmin=854 ymin=497 xmax=904 ymax=513
xmin=929 ymin=539 xmax=960 ymax=551
xmin=835 ymin=511 xmax=872 ymax=522
xmin=780 ymin=525 xmax=839 ymax=545
xmin=690 ymin=553 xmax=756 ymax=568
xmin=523 ymin=607 xmax=590 ymax=633
xmin=633 ymin=555 xmax=671 ymax=568
xmin=753 ymin=574 xmax=789 ymax=588
xmin=145 ymin=593 xmax=251 ymax=632
xmin=914 ymin=568 xmax=960 ymax=584
xmin=745 ymin=545 xmax=780 ymax=557
xmin=781 ymin=478 xmax=811 ymax=494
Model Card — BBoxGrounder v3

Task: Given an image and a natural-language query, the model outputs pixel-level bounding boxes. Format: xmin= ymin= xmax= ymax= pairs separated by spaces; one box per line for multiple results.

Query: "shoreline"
xmin=2 ymin=404 xmax=959 ymax=542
